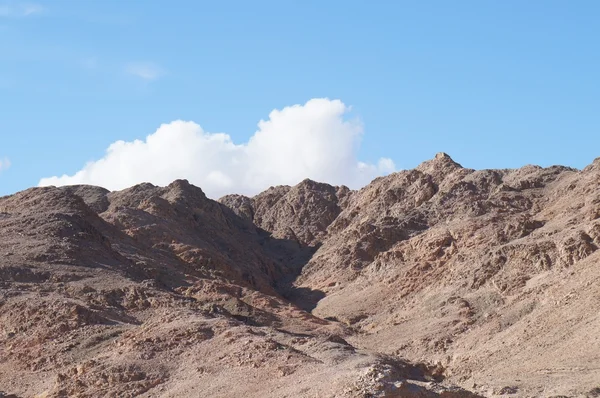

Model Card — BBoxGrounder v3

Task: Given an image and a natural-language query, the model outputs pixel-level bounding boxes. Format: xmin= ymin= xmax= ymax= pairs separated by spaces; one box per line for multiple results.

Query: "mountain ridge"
xmin=1 ymin=153 xmax=599 ymax=397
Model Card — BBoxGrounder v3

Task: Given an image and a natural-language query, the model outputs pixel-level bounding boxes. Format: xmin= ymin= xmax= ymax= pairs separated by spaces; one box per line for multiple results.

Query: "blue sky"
xmin=1 ymin=0 xmax=599 ymax=197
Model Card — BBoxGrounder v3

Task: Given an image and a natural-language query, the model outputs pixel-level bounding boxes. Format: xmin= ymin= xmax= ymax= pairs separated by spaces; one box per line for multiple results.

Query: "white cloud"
xmin=0 ymin=2 xmax=43 ymax=17
xmin=125 ymin=62 xmax=163 ymax=81
xmin=39 ymin=98 xmax=396 ymax=198
xmin=0 ymin=157 xmax=11 ymax=173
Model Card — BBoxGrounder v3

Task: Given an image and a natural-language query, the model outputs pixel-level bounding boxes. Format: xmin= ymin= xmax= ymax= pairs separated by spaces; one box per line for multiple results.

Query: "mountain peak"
xmin=435 ymin=151 xmax=451 ymax=159
xmin=416 ymin=152 xmax=463 ymax=182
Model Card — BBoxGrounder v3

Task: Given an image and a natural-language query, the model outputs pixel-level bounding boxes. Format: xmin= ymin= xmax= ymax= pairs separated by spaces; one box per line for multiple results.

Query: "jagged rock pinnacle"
xmin=415 ymin=152 xmax=464 ymax=183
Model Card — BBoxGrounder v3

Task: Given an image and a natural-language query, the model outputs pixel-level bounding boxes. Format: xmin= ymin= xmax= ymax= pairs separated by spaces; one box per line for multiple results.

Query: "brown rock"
xmin=3 ymin=153 xmax=600 ymax=397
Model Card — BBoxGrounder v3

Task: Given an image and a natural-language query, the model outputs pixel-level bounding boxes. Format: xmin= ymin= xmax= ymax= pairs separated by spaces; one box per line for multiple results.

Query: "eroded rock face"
xmin=287 ymin=154 xmax=600 ymax=397
xmin=220 ymin=178 xmax=350 ymax=247
xmin=2 ymin=153 xmax=600 ymax=397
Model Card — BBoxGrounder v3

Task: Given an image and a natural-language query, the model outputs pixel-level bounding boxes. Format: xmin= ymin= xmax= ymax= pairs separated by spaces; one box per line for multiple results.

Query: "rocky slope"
xmin=1 ymin=153 xmax=600 ymax=397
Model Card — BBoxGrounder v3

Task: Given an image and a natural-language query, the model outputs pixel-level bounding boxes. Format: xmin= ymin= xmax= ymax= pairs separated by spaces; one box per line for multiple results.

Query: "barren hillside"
xmin=2 ymin=153 xmax=600 ymax=397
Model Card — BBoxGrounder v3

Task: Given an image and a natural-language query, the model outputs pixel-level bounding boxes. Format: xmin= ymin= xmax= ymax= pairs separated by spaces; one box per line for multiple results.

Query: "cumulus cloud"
xmin=125 ymin=62 xmax=163 ymax=81
xmin=0 ymin=157 xmax=11 ymax=173
xmin=0 ymin=2 xmax=43 ymax=17
xmin=39 ymin=98 xmax=396 ymax=198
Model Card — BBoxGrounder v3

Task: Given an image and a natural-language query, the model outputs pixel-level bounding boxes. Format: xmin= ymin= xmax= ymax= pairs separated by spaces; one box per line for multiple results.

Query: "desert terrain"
xmin=1 ymin=153 xmax=600 ymax=397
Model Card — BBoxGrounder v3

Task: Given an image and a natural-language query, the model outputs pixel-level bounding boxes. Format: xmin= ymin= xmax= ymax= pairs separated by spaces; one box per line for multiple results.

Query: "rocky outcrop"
xmin=220 ymin=178 xmax=351 ymax=247
xmin=3 ymin=153 xmax=600 ymax=397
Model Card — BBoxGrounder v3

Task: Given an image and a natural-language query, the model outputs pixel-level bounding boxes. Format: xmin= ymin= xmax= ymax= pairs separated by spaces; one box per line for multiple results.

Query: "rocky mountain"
xmin=2 ymin=153 xmax=600 ymax=397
